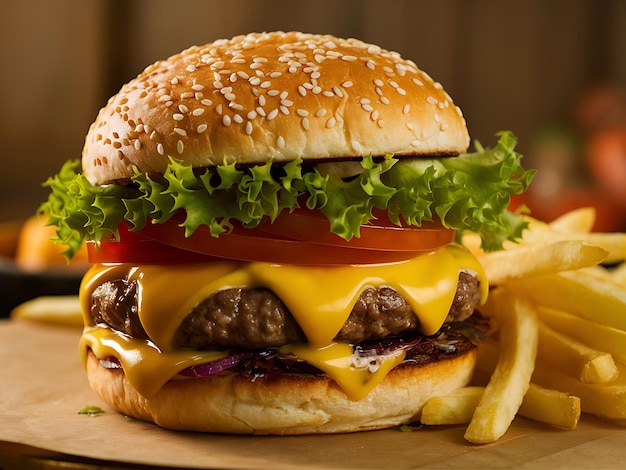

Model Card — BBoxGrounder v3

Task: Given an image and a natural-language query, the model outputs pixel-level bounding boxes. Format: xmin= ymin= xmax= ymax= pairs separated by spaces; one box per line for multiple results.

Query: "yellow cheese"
xmin=79 ymin=244 xmax=487 ymax=400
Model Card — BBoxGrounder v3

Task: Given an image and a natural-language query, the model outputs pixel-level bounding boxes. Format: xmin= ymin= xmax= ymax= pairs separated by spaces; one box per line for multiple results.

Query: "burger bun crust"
xmin=86 ymin=349 xmax=476 ymax=434
xmin=83 ymin=31 xmax=470 ymax=185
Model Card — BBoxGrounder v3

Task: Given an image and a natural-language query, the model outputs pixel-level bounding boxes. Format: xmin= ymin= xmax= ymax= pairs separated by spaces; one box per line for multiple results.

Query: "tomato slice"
xmin=260 ymin=208 xmax=454 ymax=251
xmin=136 ymin=219 xmax=429 ymax=265
xmin=87 ymin=228 xmax=220 ymax=265
xmin=88 ymin=208 xmax=455 ymax=266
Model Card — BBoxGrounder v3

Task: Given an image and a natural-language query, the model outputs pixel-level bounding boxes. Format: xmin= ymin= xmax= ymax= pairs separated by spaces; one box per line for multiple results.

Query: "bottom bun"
xmin=86 ymin=349 xmax=476 ymax=434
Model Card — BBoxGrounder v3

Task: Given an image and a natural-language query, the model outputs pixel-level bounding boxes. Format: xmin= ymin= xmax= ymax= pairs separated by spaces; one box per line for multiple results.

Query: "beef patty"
xmin=89 ymin=271 xmax=481 ymax=350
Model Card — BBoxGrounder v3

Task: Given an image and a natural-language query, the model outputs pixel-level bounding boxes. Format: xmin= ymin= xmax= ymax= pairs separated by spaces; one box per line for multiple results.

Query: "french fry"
xmin=477 ymin=240 xmax=607 ymax=285
xmin=579 ymin=233 xmax=626 ymax=265
xmin=473 ymin=338 xmax=581 ymax=429
xmin=464 ymin=289 xmax=538 ymax=444
xmin=421 ymin=387 xmax=483 ymax=425
xmin=548 ymin=207 xmax=596 ymax=234
xmin=510 ymin=270 xmax=626 ymax=331
xmin=533 ymin=362 xmax=626 ymax=420
xmin=537 ymin=320 xmax=618 ymax=384
xmin=537 ymin=306 xmax=626 ymax=365
xmin=10 ymin=295 xmax=83 ymax=327
xmin=611 ymin=262 xmax=626 ymax=287
xmin=518 ymin=383 xmax=581 ymax=429
xmin=422 ymin=383 xmax=580 ymax=430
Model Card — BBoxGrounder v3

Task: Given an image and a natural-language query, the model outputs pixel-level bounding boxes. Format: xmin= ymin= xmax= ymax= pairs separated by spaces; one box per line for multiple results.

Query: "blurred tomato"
xmin=523 ymin=188 xmax=626 ymax=232
xmin=586 ymin=126 xmax=626 ymax=209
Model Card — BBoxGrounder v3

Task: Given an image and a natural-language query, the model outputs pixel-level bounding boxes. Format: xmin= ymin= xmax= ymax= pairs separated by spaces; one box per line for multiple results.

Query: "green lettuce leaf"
xmin=39 ymin=131 xmax=534 ymax=258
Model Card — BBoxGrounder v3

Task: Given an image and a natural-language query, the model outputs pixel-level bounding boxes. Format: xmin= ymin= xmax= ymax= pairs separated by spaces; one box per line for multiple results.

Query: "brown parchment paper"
xmin=2 ymin=318 xmax=626 ymax=469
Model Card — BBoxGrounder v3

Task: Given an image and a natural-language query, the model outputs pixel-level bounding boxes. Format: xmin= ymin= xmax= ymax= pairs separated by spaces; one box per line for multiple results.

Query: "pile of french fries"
xmin=421 ymin=207 xmax=626 ymax=444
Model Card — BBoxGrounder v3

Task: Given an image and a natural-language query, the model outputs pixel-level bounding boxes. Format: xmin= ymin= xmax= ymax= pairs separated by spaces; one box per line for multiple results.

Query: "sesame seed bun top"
xmin=83 ymin=31 xmax=470 ymax=186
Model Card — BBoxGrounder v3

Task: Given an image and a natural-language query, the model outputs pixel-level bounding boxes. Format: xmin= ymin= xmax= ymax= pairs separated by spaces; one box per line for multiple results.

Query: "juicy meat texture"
xmin=89 ymin=272 xmax=481 ymax=350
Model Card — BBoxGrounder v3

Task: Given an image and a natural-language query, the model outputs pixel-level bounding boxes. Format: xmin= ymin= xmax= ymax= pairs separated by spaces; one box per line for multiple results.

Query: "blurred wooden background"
xmin=1 ymin=0 xmax=625 ymax=223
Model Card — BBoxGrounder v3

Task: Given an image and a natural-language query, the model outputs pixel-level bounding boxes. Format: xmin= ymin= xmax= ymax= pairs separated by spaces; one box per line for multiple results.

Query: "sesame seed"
xmin=280 ymin=105 xmax=289 ymax=115
xmin=380 ymin=96 xmax=390 ymax=105
xmin=158 ymin=95 xmax=172 ymax=102
xmin=366 ymin=60 xmax=375 ymax=70
xmin=267 ymin=89 xmax=280 ymax=97
xmin=173 ymin=113 xmax=184 ymax=121
xmin=215 ymin=104 xmax=223 ymax=115
xmin=249 ymin=77 xmax=261 ymax=86
xmin=332 ymin=86 xmax=343 ymax=97
xmin=177 ymin=140 xmax=184 ymax=153
xmin=174 ymin=128 xmax=187 ymax=136
xmin=406 ymin=123 xmax=415 ymax=131
xmin=186 ymin=65 xmax=196 ymax=72
xmin=267 ymin=108 xmax=279 ymax=120
xmin=237 ymin=71 xmax=250 ymax=79
xmin=426 ymin=96 xmax=438 ymax=105
xmin=298 ymin=86 xmax=307 ymax=96
xmin=440 ymin=123 xmax=449 ymax=131
xmin=302 ymin=117 xmax=310 ymax=130
xmin=245 ymin=121 xmax=253 ymax=134
xmin=222 ymin=115 xmax=232 ymax=126
xmin=134 ymin=124 xmax=144 ymax=133
xmin=250 ymin=62 xmax=264 ymax=70
xmin=326 ymin=117 xmax=337 ymax=128
xmin=375 ymin=87 xmax=384 ymax=96
xmin=377 ymin=120 xmax=385 ymax=128
xmin=342 ymin=81 xmax=353 ymax=88
xmin=197 ymin=124 xmax=208 ymax=133
xmin=311 ymin=71 xmax=321 ymax=79
xmin=322 ymin=91 xmax=334 ymax=97
xmin=411 ymin=139 xmax=420 ymax=147
xmin=396 ymin=87 xmax=407 ymax=95
xmin=195 ymin=92 xmax=203 ymax=100
xmin=277 ymin=136 xmax=286 ymax=148
xmin=224 ymin=93 xmax=236 ymax=101
xmin=256 ymin=106 xmax=266 ymax=117
xmin=362 ymin=104 xmax=374 ymax=112
xmin=374 ymin=79 xmax=384 ymax=87
xmin=193 ymin=108 xmax=205 ymax=116
xmin=312 ymin=86 xmax=322 ymax=94
xmin=191 ymin=84 xmax=204 ymax=91
xmin=229 ymin=73 xmax=238 ymax=83
xmin=270 ymin=72 xmax=282 ymax=78
xmin=178 ymin=104 xmax=189 ymax=113
xmin=315 ymin=109 xmax=327 ymax=117
xmin=201 ymin=99 xmax=213 ymax=106
xmin=296 ymin=109 xmax=309 ymax=117
xmin=341 ymin=55 xmax=357 ymax=62
xmin=171 ymin=77 xmax=179 ymax=85
xmin=412 ymin=78 xmax=424 ymax=86
xmin=180 ymin=92 xmax=194 ymax=99
xmin=371 ymin=110 xmax=379 ymax=120
xmin=403 ymin=104 xmax=411 ymax=114
xmin=134 ymin=140 xmax=142 ymax=150
xmin=259 ymin=95 xmax=267 ymax=106
xmin=157 ymin=143 xmax=164 ymax=155
xmin=247 ymin=110 xmax=258 ymax=119
xmin=260 ymin=81 xmax=271 ymax=89
xmin=229 ymin=102 xmax=244 ymax=111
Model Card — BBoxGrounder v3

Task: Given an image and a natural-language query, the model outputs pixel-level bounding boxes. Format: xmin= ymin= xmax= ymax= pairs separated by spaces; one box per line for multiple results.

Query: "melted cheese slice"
xmin=79 ymin=244 xmax=487 ymax=400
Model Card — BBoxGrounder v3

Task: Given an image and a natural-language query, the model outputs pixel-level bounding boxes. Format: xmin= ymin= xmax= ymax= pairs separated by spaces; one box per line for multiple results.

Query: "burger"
xmin=40 ymin=31 xmax=533 ymax=434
